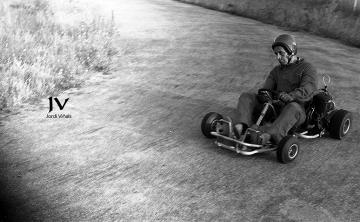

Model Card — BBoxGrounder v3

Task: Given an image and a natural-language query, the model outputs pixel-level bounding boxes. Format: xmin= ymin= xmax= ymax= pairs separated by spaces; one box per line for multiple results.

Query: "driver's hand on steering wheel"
xmin=279 ymin=92 xmax=294 ymax=103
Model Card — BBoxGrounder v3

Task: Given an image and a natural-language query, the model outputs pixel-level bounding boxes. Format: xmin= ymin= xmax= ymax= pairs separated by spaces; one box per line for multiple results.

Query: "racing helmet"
xmin=272 ymin=34 xmax=297 ymax=55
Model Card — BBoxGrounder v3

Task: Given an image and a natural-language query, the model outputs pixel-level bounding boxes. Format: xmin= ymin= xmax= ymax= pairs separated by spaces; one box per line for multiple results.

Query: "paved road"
xmin=0 ymin=0 xmax=359 ymax=221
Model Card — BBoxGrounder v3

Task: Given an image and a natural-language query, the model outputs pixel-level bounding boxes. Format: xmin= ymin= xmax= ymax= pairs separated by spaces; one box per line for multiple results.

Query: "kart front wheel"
xmin=201 ymin=112 xmax=222 ymax=138
xmin=329 ymin=109 xmax=352 ymax=140
xmin=277 ymin=136 xmax=299 ymax=164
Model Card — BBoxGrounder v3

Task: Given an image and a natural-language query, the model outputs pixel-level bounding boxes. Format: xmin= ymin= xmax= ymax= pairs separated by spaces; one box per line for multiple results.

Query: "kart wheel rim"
xmin=343 ymin=118 xmax=350 ymax=135
xmin=211 ymin=121 xmax=219 ymax=131
xmin=288 ymin=144 xmax=298 ymax=159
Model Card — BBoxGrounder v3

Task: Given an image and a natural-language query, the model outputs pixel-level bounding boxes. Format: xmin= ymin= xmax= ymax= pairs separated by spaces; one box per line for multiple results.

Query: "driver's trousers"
xmin=235 ymin=92 xmax=306 ymax=144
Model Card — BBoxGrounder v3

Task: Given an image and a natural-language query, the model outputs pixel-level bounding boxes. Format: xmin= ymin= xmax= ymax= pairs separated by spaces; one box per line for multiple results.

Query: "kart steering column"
xmin=256 ymin=102 xmax=270 ymax=126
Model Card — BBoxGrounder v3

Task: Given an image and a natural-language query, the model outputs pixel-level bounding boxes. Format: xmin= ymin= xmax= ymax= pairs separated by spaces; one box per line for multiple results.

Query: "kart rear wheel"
xmin=201 ymin=112 xmax=223 ymax=138
xmin=277 ymin=136 xmax=299 ymax=164
xmin=329 ymin=109 xmax=352 ymax=140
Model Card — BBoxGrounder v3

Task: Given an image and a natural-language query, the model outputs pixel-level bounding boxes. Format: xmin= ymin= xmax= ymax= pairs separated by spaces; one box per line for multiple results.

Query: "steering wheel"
xmin=257 ymin=88 xmax=281 ymax=103
xmin=256 ymin=89 xmax=285 ymax=122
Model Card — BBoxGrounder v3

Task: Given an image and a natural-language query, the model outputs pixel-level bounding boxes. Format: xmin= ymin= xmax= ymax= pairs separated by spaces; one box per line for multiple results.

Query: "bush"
xmin=0 ymin=0 xmax=118 ymax=109
xmin=176 ymin=0 xmax=360 ymax=47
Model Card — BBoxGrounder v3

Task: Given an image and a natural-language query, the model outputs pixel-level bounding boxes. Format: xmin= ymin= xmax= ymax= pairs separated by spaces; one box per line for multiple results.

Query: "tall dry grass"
xmin=0 ymin=0 xmax=118 ymax=109
xmin=177 ymin=0 xmax=360 ymax=47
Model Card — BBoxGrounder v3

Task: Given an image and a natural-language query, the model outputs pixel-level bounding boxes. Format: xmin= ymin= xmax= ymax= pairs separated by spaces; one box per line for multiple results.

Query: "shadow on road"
xmin=0 ymin=113 xmax=64 ymax=221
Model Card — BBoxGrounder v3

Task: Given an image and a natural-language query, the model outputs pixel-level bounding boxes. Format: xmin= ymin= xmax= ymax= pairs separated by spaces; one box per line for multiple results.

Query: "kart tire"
xmin=277 ymin=136 xmax=299 ymax=164
xmin=201 ymin=112 xmax=223 ymax=138
xmin=329 ymin=109 xmax=352 ymax=140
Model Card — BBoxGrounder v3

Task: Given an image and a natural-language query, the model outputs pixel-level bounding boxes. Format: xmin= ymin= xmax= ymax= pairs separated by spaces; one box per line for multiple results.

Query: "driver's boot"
xmin=234 ymin=123 xmax=244 ymax=139
xmin=259 ymin=132 xmax=271 ymax=145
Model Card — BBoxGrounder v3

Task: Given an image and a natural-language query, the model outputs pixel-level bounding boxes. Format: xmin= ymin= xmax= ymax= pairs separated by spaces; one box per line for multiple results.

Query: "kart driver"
xmin=233 ymin=34 xmax=318 ymax=145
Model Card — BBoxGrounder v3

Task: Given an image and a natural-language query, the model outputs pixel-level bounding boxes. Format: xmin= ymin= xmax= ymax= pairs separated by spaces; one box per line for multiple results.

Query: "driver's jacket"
xmin=262 ymin=58 xmax=318 ymax=102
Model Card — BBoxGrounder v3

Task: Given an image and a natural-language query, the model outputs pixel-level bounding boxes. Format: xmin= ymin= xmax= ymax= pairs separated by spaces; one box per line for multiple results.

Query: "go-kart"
xmin=201 ymin=76 xmax=352 ymax=163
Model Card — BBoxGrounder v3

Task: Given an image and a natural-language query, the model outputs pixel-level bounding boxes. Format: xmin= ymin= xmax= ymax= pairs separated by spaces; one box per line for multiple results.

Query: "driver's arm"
xmin=288 ymin=63 xmax=318 ymax=101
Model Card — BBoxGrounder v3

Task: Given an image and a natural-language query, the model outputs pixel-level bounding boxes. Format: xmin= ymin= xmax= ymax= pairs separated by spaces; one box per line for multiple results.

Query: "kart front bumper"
xmin=210 ymin=132 xmax=277 ymax=155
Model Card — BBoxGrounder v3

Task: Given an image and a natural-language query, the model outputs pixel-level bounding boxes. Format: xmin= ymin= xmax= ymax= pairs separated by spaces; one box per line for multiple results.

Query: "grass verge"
xmin=176 ymin=0 xmax=360 ymax=47
xmin=0 ymin=0 xmax=118 ymax=109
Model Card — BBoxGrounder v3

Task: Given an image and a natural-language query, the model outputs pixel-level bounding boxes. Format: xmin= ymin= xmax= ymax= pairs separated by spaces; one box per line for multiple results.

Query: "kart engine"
xmin=307 ymin=90 xmax=335 ymax=131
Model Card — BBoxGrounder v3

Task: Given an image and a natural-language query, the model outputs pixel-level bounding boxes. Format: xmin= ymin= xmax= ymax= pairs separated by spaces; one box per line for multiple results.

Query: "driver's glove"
xmin=279 ymin=92 xmax=294 ymax=103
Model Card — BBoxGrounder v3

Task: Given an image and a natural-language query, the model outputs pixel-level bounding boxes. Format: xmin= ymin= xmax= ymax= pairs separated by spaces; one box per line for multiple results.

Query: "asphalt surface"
xmin=0 ymin=0 xmax=359 ymax=221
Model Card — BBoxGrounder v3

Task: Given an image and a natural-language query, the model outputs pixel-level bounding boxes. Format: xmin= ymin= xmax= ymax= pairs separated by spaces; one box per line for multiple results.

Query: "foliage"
xmin=177 ymin=0 xmax=360 ymax=47
xmin=0 ymin=0 xmax=118 ymax=109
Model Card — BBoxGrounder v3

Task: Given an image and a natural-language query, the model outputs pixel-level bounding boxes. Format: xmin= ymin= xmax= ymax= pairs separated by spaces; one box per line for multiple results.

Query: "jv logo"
xmin=48 ymin=97 xmax=69 ymax=113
